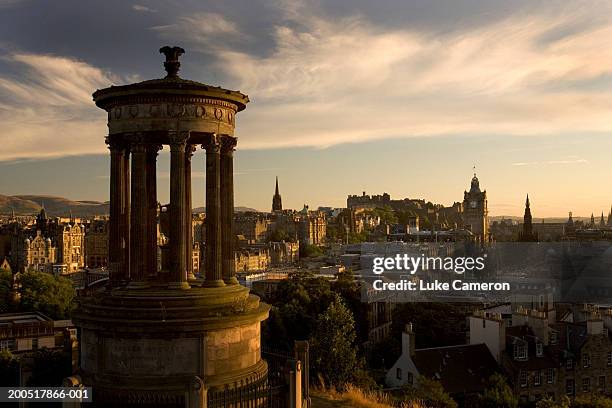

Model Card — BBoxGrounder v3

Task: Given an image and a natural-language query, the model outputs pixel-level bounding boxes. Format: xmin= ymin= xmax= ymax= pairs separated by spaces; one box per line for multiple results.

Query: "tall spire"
xmin=272 ymin=176 xmax=282 ymax=212
xmin=519 ymin=193 xmax=536 ymax=241
xmin=275 ymin=176 xmax=279 ymax=196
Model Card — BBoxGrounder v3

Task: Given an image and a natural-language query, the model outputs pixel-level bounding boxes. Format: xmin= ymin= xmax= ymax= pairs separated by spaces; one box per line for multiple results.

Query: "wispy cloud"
xmin=2 ymin=1 xmax=612 ymax=161
xmin=512 ymin=158 xmax=589 ymax=166
xmin=132 ymin=4 xmax=157 ymax=13
xmin=181 ymin=1 xmax=612 ymax=150
xmin=151 ymin=12 xmax=246 ymax=51
xmin=0 ymin=53 xmax=120 ymax=161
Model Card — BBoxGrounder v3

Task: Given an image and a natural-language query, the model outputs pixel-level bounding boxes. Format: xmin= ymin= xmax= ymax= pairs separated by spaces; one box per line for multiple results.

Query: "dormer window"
xmin=514 ymin=342 xmax=527 ymax=361
xmin=583 ymin=353 xmax=591 ymax=368
xmin=550 ymin=331 xmax=558 ymax=345
xmin=536 ymin=343 xmax=543 ymax=357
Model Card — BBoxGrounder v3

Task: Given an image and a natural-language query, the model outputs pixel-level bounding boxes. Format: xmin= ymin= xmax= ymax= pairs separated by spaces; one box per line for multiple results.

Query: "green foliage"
xmin=20 ymin=271 xmax=75 ymax=319
xmin=300 ymin=244 xmax=324 ymax=258
xmin=310 ymin=294 xmax=358 ymax=389
xmin=0 ymin=269 xmax=12 ymax=312
xmin=573 ymin=395 xmax=612 ymax=408
xmin=0 ymin=350 xmax=19 ymax=386
xmin=476 ymin=374 xmax=517 ymax=408
xmin=536 ymin=396 xmax=570 ymax=408
xmin=27 ymin=348 xmax=72 ymax=386
xmin=371 ymin=206 xmax=398 ymax=225
xmin=268 ymin=227 xmax=294 ymax=243
xmin=403 ymin=377 xmax=457 ymax=408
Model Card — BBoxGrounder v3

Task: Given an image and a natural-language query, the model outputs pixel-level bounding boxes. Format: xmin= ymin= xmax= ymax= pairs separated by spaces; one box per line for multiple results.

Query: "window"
xmin=534 ymin=371 xmax=541 ymax=386
xmin=566 ymin=358 xmax=573 ymax=370
xmin=520 ymin=370 xmax=528 ymax=388
xmin=547 ymin=368 xmax=554 ymax=384
xmin=0 ymin=340 xmax=9 ymax=351
xmin=550 ymin=331 xmax=557 ymax=345
xmin=599 ymin=376 xmax=606 ymax=391
xmin=608 ymin=351 xmax=612 ymax=366
xmin=396 ymin=368 xmax=402 ymax=380
xmin=407 ymin=373 xmax=414 ymax=385
xmin=582 ymin=353 xmax=591 ymax=368
xmin=514 ymin=342 xmax=527 ymax=361
xmin=566 ymin=379 xmax=574 ymax=395
xmin=582 ymin=378 xmax=590 ymax=393
xmin=536 ymin=343 xmax=543 ymax=357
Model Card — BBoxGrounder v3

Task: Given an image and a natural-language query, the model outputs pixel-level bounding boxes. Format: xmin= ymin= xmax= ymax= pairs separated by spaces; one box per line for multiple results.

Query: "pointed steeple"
xmin=272 ymin=176 xmax=283 ymax=212
xmin=275 ymin=176 xmax=279 ymax=196
xmin=520 ymin=193 xmax=535 ymax=241
xmin=590 ymin=213 xmax=595 ymax=227
xmin=600 ymin=212 xmax=606 ymax=228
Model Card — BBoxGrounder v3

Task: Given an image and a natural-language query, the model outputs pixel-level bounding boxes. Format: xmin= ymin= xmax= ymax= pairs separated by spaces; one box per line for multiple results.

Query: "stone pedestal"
xmin=73 ymin=285 xmax=269 ymax=406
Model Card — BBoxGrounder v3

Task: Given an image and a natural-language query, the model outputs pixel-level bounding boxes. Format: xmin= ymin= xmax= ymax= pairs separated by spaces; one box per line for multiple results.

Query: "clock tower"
xmin=462 ymin=171 xmax=488 ymax=243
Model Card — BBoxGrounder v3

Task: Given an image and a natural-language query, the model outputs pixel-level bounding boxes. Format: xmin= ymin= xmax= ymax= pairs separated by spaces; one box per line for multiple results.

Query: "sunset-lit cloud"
xmin=0 ymin=53 xmax=118 ymax=161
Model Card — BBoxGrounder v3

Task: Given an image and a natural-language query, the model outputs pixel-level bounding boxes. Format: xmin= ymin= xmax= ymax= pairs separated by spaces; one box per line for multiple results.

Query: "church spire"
xmin=519 ymin=193 xmax=536 ymax=241
xmin=275 ymin=176 xmax=279 ymax=196
xmin=272 ymin=176 xmax=282 ymax=212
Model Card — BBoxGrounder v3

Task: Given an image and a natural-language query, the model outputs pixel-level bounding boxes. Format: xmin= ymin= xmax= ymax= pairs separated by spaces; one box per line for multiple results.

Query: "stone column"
xmin=121 ymin=145 xmax=131 ymax=281
xmin=146 ymin=145 xmax=161 ymax=280
xmin=185 ymin=144 xmax=196 ymax=280
xmin=168 ymin=132 xmax=190 ymax=289
xmin=106 ymin=137 xmax=123 ymax=286
xmin=220 ymin=135 xmax=238 ymax=284
xmin=129 ymin=140 xmax=149 ymax=288
xmin=202 ymin=134 xmax=224 ymax=287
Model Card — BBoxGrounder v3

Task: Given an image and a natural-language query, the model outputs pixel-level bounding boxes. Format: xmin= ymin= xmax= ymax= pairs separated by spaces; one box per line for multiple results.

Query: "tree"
xmin=476 ymin=373 xmax=517 ymax=408
xmin=0 ymin=269 xmax=12 ymax=312
xmin=27 ymin=348 xmax=72 ymax=386
xmin=300 ymin=244 xmax=323 ymax=258
xmin=0 ymin=350 xmax=19 ymax=386
xmin=403 ymin=377 xmax=457 ymax=408
xmin=20 ymin=271 xmax=75 ymax=319
xmin=573 ymin=395 xmax=612 ymax=408
xmin=536 ymin=396 xmax=570 ymax=408
xmin=310 ymin=294 xmax=358 ymax=389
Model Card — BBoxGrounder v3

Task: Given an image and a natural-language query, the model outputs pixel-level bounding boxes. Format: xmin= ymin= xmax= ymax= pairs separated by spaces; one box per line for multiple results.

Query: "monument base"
xmin=72 ymin=284 xmax=270 ymax=406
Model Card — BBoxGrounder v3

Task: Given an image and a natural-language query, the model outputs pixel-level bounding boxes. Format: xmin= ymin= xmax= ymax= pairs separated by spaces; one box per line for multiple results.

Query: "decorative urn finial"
xmin=159 ymin=46 xmax=185 ymax=78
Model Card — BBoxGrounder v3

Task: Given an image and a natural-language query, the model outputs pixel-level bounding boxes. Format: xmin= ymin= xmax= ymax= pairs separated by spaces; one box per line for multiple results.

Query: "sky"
xmin=0 ymin=0 xmax=611 ymax=216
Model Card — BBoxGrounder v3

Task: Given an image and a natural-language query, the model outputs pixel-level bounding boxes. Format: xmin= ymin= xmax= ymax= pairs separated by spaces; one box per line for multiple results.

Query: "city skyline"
xmin=1 ymin=0 xmax=611 ymax=216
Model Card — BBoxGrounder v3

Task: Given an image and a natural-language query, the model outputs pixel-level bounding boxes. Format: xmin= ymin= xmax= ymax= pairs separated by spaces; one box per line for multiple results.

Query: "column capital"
xmin=185 ymin=143 xmax=197 ymax=159
xmin=220 ymin=135 xmax=237 ymax=155
xmin=146 ymin=144 xmax=163 ymax=154
xmin=105 ymin=136 xmax=129 ymax=151
xmin=168 ymin=130 xmax=190 ymax=146
xmin=201 ymin=133 xmax=221 ymax=153
xmin=130 ymin=142 xmax=147 ymax=153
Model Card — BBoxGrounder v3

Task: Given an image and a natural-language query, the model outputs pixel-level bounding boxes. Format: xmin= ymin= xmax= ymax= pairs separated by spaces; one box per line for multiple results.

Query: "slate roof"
xmin=412 ymin=343 xmax=499 ymax=395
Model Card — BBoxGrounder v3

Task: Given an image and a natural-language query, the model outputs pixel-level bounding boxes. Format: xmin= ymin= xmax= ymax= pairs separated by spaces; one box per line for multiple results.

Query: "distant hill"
xmin=490 ymin=215 xmax=591 ymax=223
xmin=1 ymin=195 xmax=258 ymax=217
xmin=193 ymin=206 xmax=259 ymax=214
xmin=0 ymin=195 xmax=109 ymax=217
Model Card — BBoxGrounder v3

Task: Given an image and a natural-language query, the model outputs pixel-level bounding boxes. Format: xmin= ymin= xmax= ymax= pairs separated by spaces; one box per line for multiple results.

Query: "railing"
xmin=207 ymin=343 xmax=308 ymax=408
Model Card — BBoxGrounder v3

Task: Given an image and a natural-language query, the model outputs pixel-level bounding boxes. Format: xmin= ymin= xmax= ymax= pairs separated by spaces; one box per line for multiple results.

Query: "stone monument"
xmin=71 ymin=46 xmax=269 ymax=406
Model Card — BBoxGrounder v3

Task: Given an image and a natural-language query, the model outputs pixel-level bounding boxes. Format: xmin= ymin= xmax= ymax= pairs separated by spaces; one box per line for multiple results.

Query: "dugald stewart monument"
xmin=69 ymin=46 xmax=270 ymax=406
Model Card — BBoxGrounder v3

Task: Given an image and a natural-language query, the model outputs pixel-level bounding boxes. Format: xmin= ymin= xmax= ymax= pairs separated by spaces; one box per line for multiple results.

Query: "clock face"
xmin=470 ymin=200 xmax=478 ymax=208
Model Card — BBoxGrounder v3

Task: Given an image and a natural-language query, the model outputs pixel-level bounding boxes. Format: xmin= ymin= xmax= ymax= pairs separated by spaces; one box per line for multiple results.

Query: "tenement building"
xmin=470 ymin=302 xmax=612 ymax=404
xmin=84 ymin=219 xmax=108 ymax=268
xmin=69 ymin=47 xmax=269 ymax=406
